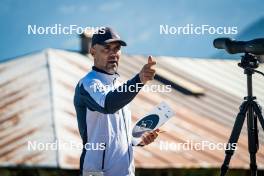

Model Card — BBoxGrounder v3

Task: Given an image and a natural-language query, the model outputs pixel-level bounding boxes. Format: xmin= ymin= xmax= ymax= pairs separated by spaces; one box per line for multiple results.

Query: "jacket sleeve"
xmin=79 ymin=74 xmax=144 ymax=114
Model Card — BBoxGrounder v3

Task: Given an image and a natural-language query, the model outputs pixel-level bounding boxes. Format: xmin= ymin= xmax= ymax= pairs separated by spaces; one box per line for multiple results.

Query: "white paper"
xmin=132 ymin=102 xmax=175 ymax=145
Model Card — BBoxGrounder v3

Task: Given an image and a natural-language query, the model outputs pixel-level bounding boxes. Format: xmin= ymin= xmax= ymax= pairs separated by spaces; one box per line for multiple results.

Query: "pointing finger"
xmin=148 ymin=56 xmax=153 ymax=64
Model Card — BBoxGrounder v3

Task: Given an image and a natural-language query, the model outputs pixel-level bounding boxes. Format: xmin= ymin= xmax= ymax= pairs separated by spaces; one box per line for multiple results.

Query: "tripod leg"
xmin=246 ymin=100 xmax=264 ymax=176
xmin=253 ymin=101 xmax=264 ymax=131
xmin=220 ymin=101 xmax=249 ymax=176
xmin=247 ymin=102 xmax=259 ymax=176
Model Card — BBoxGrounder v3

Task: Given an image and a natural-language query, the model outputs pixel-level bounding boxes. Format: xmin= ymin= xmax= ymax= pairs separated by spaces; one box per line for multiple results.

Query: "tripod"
xmin=220 ymin=53 xmax=264 ymax=176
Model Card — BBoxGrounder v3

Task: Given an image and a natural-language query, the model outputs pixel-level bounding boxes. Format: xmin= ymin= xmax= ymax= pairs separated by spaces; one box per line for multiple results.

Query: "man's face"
xmin=90 ymin=42 xmax=122 ymax=74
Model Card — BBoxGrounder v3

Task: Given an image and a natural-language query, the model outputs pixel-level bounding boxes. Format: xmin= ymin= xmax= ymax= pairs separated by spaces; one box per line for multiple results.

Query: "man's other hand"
xmin=139 ymin=129 xmax=160 ymax=146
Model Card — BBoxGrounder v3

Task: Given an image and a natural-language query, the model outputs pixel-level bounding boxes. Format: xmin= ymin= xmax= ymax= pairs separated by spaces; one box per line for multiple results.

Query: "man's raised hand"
xmin=139 ymin=56 xmax=156 ymax=84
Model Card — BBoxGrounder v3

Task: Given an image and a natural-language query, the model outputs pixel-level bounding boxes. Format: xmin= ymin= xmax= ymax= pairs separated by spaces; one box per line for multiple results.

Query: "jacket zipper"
xmin=101 ymin=143 xmax=106 ymax=170
xmin=121 ymin=108 xmax=131 ymax=162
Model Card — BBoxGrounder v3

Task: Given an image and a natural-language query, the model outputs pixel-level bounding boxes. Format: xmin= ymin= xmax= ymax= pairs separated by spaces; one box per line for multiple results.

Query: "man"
xmin=74 ymin=27 xmax=159 ymax=176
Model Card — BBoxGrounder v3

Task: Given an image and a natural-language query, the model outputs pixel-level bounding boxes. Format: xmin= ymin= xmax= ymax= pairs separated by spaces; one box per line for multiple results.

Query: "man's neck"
xmin=92 ymin=66 xmax=114 ymax=75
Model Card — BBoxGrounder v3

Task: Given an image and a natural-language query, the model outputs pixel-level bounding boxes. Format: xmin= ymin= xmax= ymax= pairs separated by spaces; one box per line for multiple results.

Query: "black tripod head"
xmin=238 ymin=53 xmax=259 ymax=70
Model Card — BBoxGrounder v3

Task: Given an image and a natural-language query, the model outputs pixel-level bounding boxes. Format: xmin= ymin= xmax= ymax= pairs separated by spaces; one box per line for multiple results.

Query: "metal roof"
xmin=0 ymin=48 xmax=264 ymax=169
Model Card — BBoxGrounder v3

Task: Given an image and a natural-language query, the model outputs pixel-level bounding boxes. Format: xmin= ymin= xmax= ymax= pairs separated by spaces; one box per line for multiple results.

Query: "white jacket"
xmin=74 ymin=67 xmax=143 ymax=176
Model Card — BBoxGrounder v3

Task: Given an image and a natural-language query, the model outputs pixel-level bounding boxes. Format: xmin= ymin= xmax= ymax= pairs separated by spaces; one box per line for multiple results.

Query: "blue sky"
xmin=0 ymin=0 xmax=263 ymax=62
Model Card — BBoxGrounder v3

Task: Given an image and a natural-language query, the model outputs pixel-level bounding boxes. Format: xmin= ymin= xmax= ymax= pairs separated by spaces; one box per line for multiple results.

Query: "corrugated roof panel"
xmin=155 ymin=67 xmax=205 ymax=95
xmin=161 ymin=57 xmax=264 ymax=105
xmin=46 ymin=49 xmax=92 ymax=169
xmin=0 ymin=51 xmax=58 ymax=167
